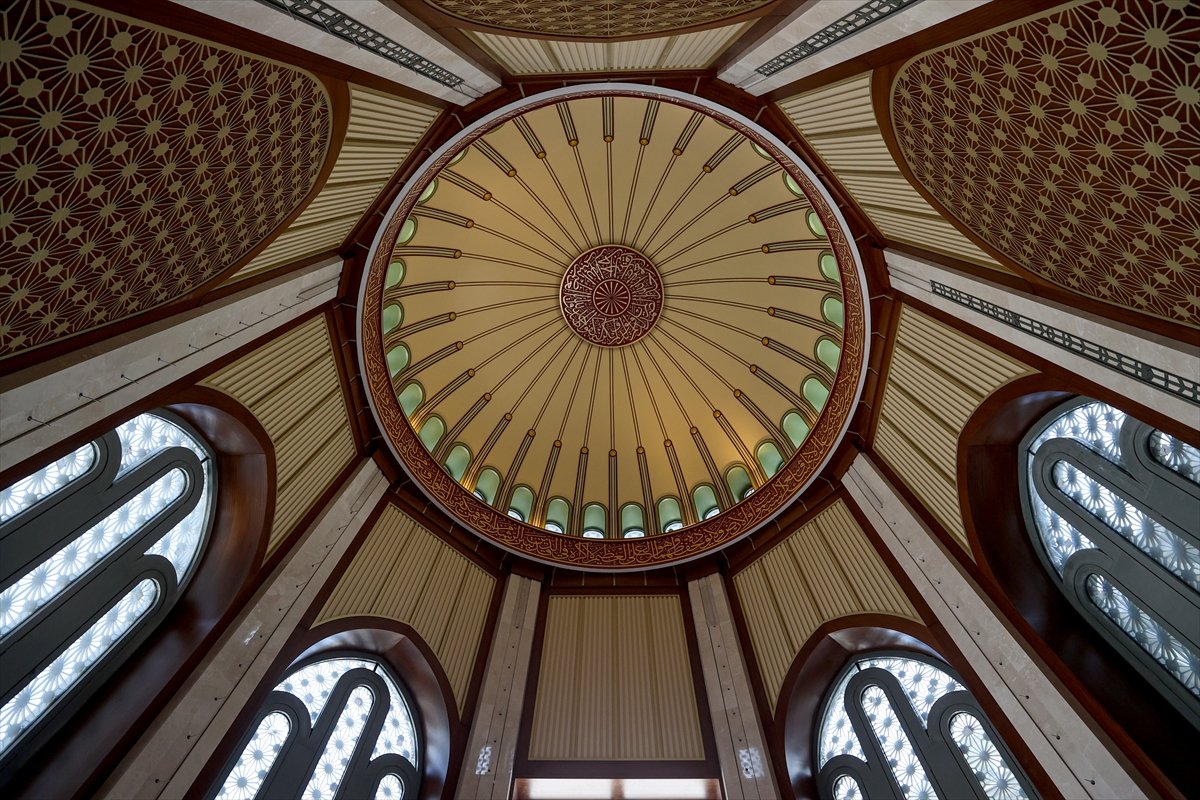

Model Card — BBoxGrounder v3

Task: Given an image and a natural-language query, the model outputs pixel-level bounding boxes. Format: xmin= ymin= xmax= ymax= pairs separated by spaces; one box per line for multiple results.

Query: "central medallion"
xmin=560 ymin=245 xmax=664 ymax=347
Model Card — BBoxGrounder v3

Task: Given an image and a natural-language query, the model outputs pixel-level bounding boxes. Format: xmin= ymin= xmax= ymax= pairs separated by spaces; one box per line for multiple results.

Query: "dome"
xmin=358 ymin=85 xmax=869 ymax=569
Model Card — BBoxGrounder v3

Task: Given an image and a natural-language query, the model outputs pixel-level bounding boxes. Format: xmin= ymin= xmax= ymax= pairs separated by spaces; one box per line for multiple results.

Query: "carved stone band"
xmin=560 ymin=245 xmax=664 ymax=347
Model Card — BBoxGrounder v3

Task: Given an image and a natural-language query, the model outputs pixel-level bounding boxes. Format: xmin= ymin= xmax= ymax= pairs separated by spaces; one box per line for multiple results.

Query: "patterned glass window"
xmin=212 ymin=655 xmax=420 ymax=800
xmin=816 ymin=654 xmax=1033 ymax=800
xmin=1023 ymin=399 xmax=1200 ymax=722
xmin=0 ymin=412 xmax=214 ymax=771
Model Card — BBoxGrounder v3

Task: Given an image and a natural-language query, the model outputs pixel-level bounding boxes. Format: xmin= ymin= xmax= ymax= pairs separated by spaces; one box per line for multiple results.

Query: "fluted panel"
xmin=778 ymin=74 xmax=1006 ymax=271
xmin=733 ymin=500 xmax=918 ymax=712
xmin=471 ymin=22 xmax=749 ymax=74
xmin=201 ymin=315 xmax=356 ymax=558
xmin=229 ymin=86 xmax=440 ymax=281
xmin=874 ymin=305 xmax=1033 ymax=551
xmin=529 ymin=595 xmax=706 ymax=761
xmin=315 ymin=504 xmax=496 ymax=714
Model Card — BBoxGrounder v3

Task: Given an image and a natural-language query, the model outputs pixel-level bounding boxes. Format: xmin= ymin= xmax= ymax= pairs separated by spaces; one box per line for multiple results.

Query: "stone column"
xmin=1 ymin=257 xmax=342 ymax=471
xmin=689 ymin=573 xmax=778 ymax=800
xmin=456 ymin=574 xmax=541 ymax=800
xmin=99 ymin=459 xmax=388 ymax=799
xmin=843 ymin=453 xmax=1146 ymax=800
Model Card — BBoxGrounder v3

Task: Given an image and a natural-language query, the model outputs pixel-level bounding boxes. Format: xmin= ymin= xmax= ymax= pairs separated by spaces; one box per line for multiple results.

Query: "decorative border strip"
xmin=756 ymin=0 xmax=923 ymax=77
xmin=931 ymin=282 xmax=1199 ymax=406
xmin=254 ymin=0 xmax=466 ymax=89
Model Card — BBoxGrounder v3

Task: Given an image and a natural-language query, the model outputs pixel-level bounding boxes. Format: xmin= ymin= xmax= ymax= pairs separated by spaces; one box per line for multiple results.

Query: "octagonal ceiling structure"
xmin=358 ymin=84 xmax=869 ymax=570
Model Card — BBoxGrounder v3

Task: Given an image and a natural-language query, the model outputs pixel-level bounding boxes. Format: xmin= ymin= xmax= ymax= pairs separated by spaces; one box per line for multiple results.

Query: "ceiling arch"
xmin=357 ymin=84 xmax=869 ymax=570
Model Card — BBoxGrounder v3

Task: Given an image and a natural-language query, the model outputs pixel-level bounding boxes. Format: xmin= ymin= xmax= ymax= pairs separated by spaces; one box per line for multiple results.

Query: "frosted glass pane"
xmin=0 ymin=579 xmax=158 ymax=756
xmin=948 ymin=712 xmax=1028 ymax=800
xmin=116 ymin=413 xmax=208 ymax=476
xmin=215 ymin=712 xmax=291 ymax=800
xmin=818 ymin=668 xmax=866 ymax=765
xmin=0 ymin=468 xmax=188 ymax=636
xmin=1030 ymin=401 xmax=1125 ymax=466
xmin=832 ymin=775 xmax=863 ymax=800
xmin=376 ymin=773 xmax=405 ymax=799
xmin=1149 ymin=431 xmax=1200 ymax=483
xmin=302 ymin=685 xmax=374 ymax=800
xmin=861 ymin=683 xmax=938 ymax=800
xmin=0 ymin=443 xmax=95 ymax=523
xmin=1086 ymin=575 xmax=1199 ymax=697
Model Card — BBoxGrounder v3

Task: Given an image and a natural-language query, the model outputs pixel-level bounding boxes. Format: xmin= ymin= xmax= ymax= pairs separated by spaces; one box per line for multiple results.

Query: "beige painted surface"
xmin=732 ymin=499 xmax=918 ymax=712
xmin=229 ymin=86 xmax=440 ymax=282
xmin=201 ymin=314 xmax=357 ymax=558
xmin=874 ymin=305 xmax=1033 ymax=552
xmin=316 ymin=504 xmax=496 ymax=713
xmin=529 ymin=594 xmax=705 ymax=761
xmin=778 ymin=73 xmax=1008 ymax=272
xmin=470 ymin=22 xmax=752 ymax=74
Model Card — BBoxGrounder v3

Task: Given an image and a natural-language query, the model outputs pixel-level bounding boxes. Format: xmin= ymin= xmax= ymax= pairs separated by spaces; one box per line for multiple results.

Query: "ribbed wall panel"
xmin=315 ymin=505 xmax=496 ymax=713
xmin=228 ymin=86 xmax=439 ymax=281
xmin=470 ymin=31 xmax=555 ymax=73
xmin=529 ymin=595 xmax=705 ymax=761
xmin=201 ymin=315 xmax=356 ymax=557
xmin=874 ymin=306 xmax=1033 ymax=551
xmin=733 ymin=500 xmax=919 ymax=711
xmin=778 ymin=74 xmax=1008 ymax=272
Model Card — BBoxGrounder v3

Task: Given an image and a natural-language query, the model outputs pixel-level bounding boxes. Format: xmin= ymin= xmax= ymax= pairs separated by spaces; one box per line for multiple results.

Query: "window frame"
xmin=0 ymin=410 xmax=216 ymax=774
xmin=208 ymin=649 xmax=422 ymax=800
xmin=1018 ymin=397 xmax=1200 ymax=726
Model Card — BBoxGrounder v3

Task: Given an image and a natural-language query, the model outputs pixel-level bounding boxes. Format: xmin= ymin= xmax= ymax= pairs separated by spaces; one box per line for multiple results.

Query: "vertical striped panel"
xmin=315 ymin=505 xmax=496 ymax=714
xmin=471 ymin=22 xmax=749 ymax=74
xmin=777 ymin=74 xmax=1008 ymax=272
xmin=529 ymin=595 xmax=706 ymax=761
xmin=201 ymin=315 xmax=355 ymax=558
xmin=733 ymin=500 xmax=919 ymax=711
xmin=874 ymin=305 xmax=1033 ymax=551
xmin=228 ymin=86 xmax=440 ymax=281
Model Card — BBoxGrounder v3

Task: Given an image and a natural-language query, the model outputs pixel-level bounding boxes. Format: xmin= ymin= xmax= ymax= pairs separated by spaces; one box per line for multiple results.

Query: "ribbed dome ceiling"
xmin=358 ymin=85 xmax=869 ymax=569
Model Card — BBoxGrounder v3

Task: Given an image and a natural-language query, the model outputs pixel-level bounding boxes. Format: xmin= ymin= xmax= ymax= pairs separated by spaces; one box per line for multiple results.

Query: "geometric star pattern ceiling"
xmin=0 ymin=0 xmax=331 ymax=359
xmin=889 ymin=0 xmax=1200 ymax=328
xmin=421 ymin=0 xmax=772 ymax=38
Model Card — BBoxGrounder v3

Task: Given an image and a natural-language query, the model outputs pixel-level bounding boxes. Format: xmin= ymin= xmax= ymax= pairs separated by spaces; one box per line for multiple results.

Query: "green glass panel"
xmin=752 ymin=142 xmax=772 ymax=159
xmin=784 ymin=172 xmax=805 ymax=198
xmin=386 ymin=345 xmax=410 ymax=377
xmin=782 ymin=411 xmax=810 ymax=448
xmin=419 ymin=416 xmax=444 ymax=451
xmin=692 ymin=484 xmax=719 ymax=519
xmin=546 ymin=498 xmax=570 ymax=533
xmin=726 ymin=466 xmax=753 ymax=502
xmin=382 ymin=303 xmax=403 ymax=334
xmin=444 ymin=444 xmax=470 ymax=481
xmin=822 ymin=296 xmax=844 ymax=329
xmin=475 ymin=468 xmax=500 ymax=504
xmin=819 ymin=252 xmax=840 ymax=283
xmin=657 ymin=497 xmax=683 ymax=532
xmin=803 ymin=377 xmax=829 ymax=412
xmin=397 ymin=218 xmax=417 ymax=245
xmin=418 ymin=178 xmax=438 ymax=204
xmin=509 ymin=486 xmax=534 ymax=522
xmin=448 ymin=148 xmax=466 ymax=166
xmin=816 ymin=338 xmax=841 ymax=374
xmin=583 ymin=503 xmax=607 ymax=536
xmin=385 ymin=260 xmax=406 ymax=288
xmin=398 ymin=382 xmax=424 ymax=416
xmin=620 ymin=503 xmax=646 ymax=535
xmin=756 ymin=442 xmax=784 ymax=477
xmin=806 ymin=210 xmax=826 ymax=238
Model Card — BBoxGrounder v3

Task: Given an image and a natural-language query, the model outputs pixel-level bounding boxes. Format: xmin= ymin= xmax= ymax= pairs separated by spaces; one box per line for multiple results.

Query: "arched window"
xmin=417 ymin=416 xmax=444 ymax=452
xmin=582 ymin=503 xmax=607 ymax=538
xmin=211 ymin=654 xmax=420 ymax=800
xmin=1021 ymin=398 xmax=1199 ymax=723
xmin=0 ymin=412 xmax=214 ymax=769
xmin=725 ymin=465 xmax=754 ymax=502
xmin=473 ymin=468 xmax=501 ymax=505
xmin=508 ymin=486 xmax=534 ymax=522
xmin=756 ymin=442 xmax=784 ymax=478
xmin=657 ymin=496 xmax=683 ymax=532
xmin=443 ymin=444 xmax=471 ymax=482
xmin=817 ymin=653 xmax=1034 ymax=800
xmin=397 ymin=382 xmax=424 ymax=417
xmin=692 ymin=485 xmax=720 ymax=520
xmin=544 ymin=498 xmax=570 ymax=534
xmin=620 ymin=503 xmax=646 ymax=538
xmin=782 ymin=411 xmax=810 ymax=449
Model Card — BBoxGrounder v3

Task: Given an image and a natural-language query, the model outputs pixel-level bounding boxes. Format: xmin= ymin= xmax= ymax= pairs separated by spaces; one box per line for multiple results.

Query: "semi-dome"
xmin=358 ymin=84 xmax=869 ymax=569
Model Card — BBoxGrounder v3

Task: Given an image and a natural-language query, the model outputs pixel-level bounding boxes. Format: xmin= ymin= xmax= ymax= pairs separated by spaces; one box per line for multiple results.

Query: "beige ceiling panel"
xmin=228 ymin=86 xmax=440 ymax=282
xmin=201 ymin=315 xmax=356 ymax=558
xmin=733 ymin=500 xmax=920 ymax=711
xmin=779 ymin=74 xmax=1008 ymax=272
xmin=874 ymin=306 xmax=1034 ymax=553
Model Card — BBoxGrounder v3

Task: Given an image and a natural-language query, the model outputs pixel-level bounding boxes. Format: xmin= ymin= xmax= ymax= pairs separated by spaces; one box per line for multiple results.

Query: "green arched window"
xmin=418 ymin=416 xmax=444 ymax=451
xmin=782 ymin=411 xmax=810 ymax=449
xmin=757 ymin=442 xmax=784 ymax=478
xmin=443 ymin=444 xmax=471 ymax=482
xmin=726 ymin=465 xmax=754 ymax=501
xmin=620 ymin=503 xmax=646 ymax=538
xmin=582 ymin=503 xmax=607 ymax=538
xmin=474 ymin=468 xmax=501 ymax=504
xmin=657 ymin=496 xmax=683 ymax=532
xmin=508 ymin=486 xmax=534 ymax=522
xmin=545 ymin=498 xmax=570 ymax=533
xmin=693 ymin=485 xmax=720 ymax=520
